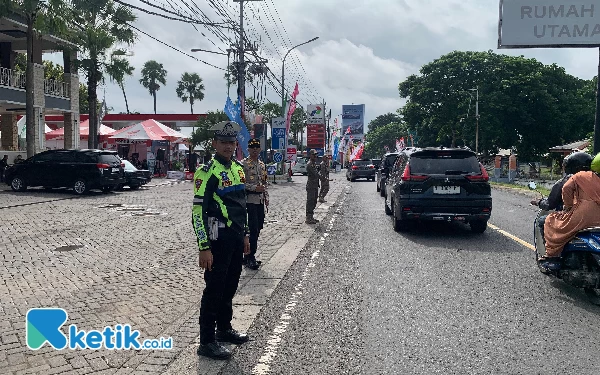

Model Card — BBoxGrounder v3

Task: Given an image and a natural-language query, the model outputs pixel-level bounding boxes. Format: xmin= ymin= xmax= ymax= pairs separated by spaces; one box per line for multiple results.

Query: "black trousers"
xmin=199 ymin=227 xmax=243 ymax=344
xmin=246 ymin=203 xmax=265 ymax=258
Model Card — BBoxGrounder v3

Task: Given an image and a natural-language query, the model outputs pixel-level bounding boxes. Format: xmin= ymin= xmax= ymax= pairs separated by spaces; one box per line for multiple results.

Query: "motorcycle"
xmin=529 ymin=182 xmax=600 ymax=297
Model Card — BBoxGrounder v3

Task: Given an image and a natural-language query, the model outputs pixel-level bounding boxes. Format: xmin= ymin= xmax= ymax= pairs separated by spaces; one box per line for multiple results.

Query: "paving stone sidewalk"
xmin=0 ymin=172 xmax=348 ymax=374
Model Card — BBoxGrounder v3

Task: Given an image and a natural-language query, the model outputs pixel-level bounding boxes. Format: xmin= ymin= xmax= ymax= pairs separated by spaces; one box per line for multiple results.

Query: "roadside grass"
xmin=490 ymin=181 xmax=551 ymax=197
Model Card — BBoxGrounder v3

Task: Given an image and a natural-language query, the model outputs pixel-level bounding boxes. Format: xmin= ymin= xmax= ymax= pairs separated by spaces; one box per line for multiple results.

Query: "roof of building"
xmin=549 ymin=140 xmax=590 ymax=152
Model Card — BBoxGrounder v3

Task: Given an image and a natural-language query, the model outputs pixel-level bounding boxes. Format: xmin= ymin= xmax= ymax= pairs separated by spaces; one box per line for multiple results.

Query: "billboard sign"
xmin=498 ymin=0 xmax=600 ymax=48
xmin=306 ymin=104 xmax=325 ymax=124
xmin=341 ymin=104 xmax=365 ymax=141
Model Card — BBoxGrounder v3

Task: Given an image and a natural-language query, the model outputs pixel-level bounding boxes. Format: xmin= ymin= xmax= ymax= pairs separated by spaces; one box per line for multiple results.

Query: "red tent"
xmin=109 ymin=119 xmax=185 ymax=142
xmin=45 ymin=120 xmax=116 ymax=140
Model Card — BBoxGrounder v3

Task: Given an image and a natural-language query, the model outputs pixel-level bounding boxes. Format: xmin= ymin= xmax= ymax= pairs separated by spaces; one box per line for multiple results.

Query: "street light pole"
xmin=281 ymin=37 xmax=319 ymax=118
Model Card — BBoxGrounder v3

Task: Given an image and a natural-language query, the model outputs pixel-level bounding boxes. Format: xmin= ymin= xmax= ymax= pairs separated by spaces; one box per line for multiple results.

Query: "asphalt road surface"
xmin=222 ymin=180 xmax=600 ymax=375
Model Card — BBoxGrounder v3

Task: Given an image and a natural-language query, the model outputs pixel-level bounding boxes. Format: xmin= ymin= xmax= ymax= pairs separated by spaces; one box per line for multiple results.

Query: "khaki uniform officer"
xmin=305 ymin=149 xmax=320 ymax=224
xmin=242 ymin=138 xmax=268 ymax=270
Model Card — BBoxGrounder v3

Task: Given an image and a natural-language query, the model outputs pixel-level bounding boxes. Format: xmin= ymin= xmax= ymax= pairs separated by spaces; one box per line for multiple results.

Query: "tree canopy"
xmin=398 ymin=50 xmax=595 ymax=159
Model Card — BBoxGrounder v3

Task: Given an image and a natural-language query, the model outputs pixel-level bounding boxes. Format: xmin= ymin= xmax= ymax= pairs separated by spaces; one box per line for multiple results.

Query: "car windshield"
xmin=385 ymin=155 xmax=398 ymax=167
xmin=122 ymin=159 xmax=137 ymax=171
xmin=410 ymin=152 xmax=480 ymax=174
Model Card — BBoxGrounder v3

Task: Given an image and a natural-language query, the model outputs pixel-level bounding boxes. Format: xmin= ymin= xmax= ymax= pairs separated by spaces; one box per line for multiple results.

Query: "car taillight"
xmin=120 ymin=163 xmax=125 ymax=168
xmin=465 ymin=163 xmax=490 ymax=182
xmin=352 ymin=165 xmax=358 ymax=170
xmin=97 ymin=163 xmax=110 ymax=169
xmin=368 ymin=165 xmax=375 ymax=169
xmin=401 ymin=164 xmax=429 ymax=181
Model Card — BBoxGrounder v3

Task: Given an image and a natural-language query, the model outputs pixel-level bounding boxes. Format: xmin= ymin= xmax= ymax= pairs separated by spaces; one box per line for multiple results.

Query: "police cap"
xmin=210 ymin=121 xmax=241 ymax=141
xmin=248 ymin=138 xmax=261 ymax=148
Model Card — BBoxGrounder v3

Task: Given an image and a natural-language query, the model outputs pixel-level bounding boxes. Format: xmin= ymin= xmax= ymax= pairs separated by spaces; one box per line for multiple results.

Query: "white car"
xmin=291 ymin=158 xmax=308 ymax=175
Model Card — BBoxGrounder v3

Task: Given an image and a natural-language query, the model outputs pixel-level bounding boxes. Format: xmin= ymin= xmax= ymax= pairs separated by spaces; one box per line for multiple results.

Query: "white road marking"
xmin=251 ymin=186 xmax=348 ymax=374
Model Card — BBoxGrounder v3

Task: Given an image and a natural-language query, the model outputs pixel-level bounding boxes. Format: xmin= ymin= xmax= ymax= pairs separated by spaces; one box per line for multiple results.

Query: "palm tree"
xmin=72 ymin=0 xmax=136 ymax=149
xmin=106 ymin=54 xmax=134 ymax=114
xmin=140 ymin=60 xmax=167 ymax=114
xmin=175 ymin=72 xmax=205 ymax=114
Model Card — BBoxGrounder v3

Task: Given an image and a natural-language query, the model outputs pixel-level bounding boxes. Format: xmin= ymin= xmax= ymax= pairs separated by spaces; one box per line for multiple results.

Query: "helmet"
xmin=563 ymin=151 xmax=593 ymax=175
xmin=591 ymin=153 xmax=600 ymax=173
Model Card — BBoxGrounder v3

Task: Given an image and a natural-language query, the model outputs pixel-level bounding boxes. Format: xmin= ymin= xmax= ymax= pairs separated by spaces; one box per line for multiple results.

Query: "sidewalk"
xmin=0 ymin=170 xmax=348 ymax=374
xmin=163 ymin=172 xmax=348 ymax=374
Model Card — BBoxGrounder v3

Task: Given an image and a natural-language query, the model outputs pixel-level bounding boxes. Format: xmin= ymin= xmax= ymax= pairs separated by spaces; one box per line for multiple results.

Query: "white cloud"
xmin=45 ymin=0 xmax=600 ymax=129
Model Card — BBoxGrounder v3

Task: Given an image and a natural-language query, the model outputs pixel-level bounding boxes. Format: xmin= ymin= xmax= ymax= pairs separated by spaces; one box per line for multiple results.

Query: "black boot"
xmin=197 ymin=342 xmax=231 ymax=360
xmin=216 ymin=328 xmax=249 ymax=345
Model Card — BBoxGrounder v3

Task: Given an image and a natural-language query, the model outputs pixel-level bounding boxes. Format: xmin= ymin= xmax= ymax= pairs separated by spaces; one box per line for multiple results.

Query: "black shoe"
xmin=216 ymin=328 xmax=249 ymax=345
xmin=245 ymin=258 xmax=260 ymax=270
xmin=197 ymin=342 xmax=231 ymax=360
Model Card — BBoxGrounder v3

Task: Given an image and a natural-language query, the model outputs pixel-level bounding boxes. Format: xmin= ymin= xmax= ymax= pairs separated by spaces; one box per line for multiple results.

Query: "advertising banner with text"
xmin=341 ymin=104 xmax=365 ymax=141
xmin=306 ymin=104 xmax=326 ymax=155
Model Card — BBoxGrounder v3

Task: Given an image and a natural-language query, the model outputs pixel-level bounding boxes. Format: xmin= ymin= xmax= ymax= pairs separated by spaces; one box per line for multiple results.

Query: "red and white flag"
xmin=285 ymin=82 xmax=299 ymax=134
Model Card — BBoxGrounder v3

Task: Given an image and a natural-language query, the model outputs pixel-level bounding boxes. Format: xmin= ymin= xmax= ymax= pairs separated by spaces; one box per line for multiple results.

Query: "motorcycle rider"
xmin=542 ymin=152 xmax=600 ymax=260
xmin=531 ymin=152 xmax=593 ymax=242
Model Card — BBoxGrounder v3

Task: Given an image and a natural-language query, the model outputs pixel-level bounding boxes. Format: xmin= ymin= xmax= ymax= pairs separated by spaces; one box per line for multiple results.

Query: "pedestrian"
xmin=0 ymin=155 xmax=8 ymax=183
xmin=318 ymin=154 xmax=332 ymax=203
xmin=193 ymin=120 xmax=251 ymax=360
xmin=242 ymin=138 xmax=268 ymax=270
xmin=305 ymin=149 xmax=320 ymax=224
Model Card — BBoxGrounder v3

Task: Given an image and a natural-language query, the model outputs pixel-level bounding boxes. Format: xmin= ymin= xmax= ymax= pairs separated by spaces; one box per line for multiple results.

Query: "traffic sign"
xmin=273 ymin=152 xmax=283 ymax=163
xmin=267 ymin=165 xmax=277 ymax=175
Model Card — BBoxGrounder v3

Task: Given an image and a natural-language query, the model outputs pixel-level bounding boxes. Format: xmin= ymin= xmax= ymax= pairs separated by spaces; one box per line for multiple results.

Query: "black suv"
xmin=5 ymin=149 xmax=125 ymax=195
xmin=376 ymin=152 xmax=399 ymax=197
xmin=384 ymin=147 xmax=492 ymax=233
xmin=346 ymin=159 xmax=376 ymax=181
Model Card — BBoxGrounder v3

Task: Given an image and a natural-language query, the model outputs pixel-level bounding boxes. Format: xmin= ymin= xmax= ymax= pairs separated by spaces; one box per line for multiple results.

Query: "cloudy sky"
xmin=50 ymin=0 xmax=600 ymax=129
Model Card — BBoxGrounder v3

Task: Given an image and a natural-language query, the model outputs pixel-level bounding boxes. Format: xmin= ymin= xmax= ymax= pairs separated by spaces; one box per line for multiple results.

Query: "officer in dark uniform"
xmin=193 ymin=121 xmax=251 ymax=360
xmin=305 ymin=149 xmax=320 ymax=224
xmin=242 ymin=138 xmax=268 ymax=270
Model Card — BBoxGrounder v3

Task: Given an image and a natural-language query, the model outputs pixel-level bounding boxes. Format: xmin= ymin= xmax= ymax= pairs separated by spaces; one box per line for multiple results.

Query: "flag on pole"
xmin=224 ymin=96 xmax=251 ymax=158
xmin=285 ymin=82 xmax=299 ymax=135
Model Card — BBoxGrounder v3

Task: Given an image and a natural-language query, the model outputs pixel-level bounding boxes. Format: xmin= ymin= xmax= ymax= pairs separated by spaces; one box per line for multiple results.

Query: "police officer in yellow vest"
xmin=242 ymin=138 xmax=268 ymax=270
xmin=193 ymin=121 xmax=251 ymax=360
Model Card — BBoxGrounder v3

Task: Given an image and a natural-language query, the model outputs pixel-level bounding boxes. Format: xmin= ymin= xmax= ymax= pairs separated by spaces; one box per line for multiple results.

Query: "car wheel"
xmin=384 ymin=195 xmax=392 ymax=215
xmin=129 ymin=185 xmax=140 ymax=190
xmin=115 ymin=184 xmax=124 ymax=191
xmin=376 ymin=182 xmax=381 ymax=192
xmin=380 ymin=187 xmax=386 ymax=198
xmin=470 ymin=220 xmax=488 ymax=233
xmin=10 ymin=176 xmax=27 ymax=192
xmin=73 ymin=178 xmax=88 ymax=195
xmin=102 ymin=186 xmax=113 ymax=193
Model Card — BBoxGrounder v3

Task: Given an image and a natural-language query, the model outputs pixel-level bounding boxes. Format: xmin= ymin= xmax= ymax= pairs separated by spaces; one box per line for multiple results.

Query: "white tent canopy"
xmin=17 ymin=116 xmax=52 ymax=137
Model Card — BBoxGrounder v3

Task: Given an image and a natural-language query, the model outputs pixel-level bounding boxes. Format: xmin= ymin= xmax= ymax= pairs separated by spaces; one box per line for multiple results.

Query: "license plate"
xmin=433 ymin=186 xmax=460 ymax=194
xmin=112 ymin=167 xmax=119 ymax=172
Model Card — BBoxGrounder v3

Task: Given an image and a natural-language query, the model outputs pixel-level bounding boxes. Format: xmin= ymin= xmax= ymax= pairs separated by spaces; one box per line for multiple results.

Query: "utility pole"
xmin=233 ymin=0 xmax=263 ymax=115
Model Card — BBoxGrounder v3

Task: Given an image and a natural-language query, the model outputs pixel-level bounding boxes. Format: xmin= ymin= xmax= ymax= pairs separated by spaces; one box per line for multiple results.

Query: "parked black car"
xmin=384 ymin=147 xmax=492 ymax=233
xmin=371 ymin=158 xmax=381 ymax=170
xmin=4 ymin=149 xmax=124 ymax=195
xmin=346 ymin=159 xmax=376 ymax=181
xmin=117 ymin=159 xmax=152 ymax=190
xmin=376 ymin=152 xmax=399 ymax=197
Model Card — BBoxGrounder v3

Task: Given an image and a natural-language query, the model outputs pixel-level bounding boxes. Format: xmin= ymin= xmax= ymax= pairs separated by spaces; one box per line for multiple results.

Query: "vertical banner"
xmin=306 ymin=104 xmax=326 ymax=155
xmin=224 ymin=96 xmax=250 ymax=157
xmin=341 ymin=104 xmax=365 ymax=141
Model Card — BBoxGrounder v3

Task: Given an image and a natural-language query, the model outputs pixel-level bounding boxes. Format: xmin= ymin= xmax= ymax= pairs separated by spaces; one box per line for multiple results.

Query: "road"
xmin=223 ymin=180 xmax=600 ymax=375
